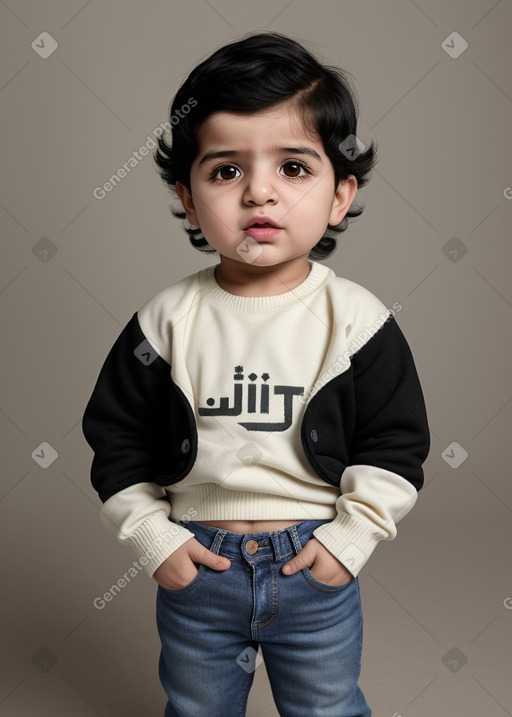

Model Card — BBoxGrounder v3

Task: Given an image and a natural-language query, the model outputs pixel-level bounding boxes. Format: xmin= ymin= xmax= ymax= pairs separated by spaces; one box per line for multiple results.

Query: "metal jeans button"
xmin=246 ymin=539 xmax=259 ymax=555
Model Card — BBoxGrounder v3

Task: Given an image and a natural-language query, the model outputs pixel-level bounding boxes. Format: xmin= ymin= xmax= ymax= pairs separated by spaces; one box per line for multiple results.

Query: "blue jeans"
xmin=156 ymin=519 xmax=371 ymax=717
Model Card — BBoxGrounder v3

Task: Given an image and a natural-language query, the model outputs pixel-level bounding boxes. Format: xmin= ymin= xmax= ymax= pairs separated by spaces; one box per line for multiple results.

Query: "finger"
xmin=190 ymin=544 xmax=231 ymax=571
xmin=282 ymin=543 xmax=316 ymax=575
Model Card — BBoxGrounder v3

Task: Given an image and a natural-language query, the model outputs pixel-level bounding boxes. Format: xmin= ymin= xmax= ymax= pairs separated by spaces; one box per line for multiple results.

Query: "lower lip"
xmin=244 ymin=226 xmax=281 ymax=239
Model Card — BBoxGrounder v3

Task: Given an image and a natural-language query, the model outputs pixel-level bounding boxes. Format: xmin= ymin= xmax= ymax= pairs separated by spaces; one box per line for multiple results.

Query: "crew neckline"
xmin=198 ymin=261 xmax=333 ymax=312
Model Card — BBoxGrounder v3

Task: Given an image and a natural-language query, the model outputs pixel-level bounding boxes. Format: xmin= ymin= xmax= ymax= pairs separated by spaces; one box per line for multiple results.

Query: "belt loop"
xmin=209 ymin=528 xmax=227 ymax=555
xmin=286 ymin=523 xmax=303 ymax=557
xmin=269 ymin=531 xmax=283 ymax=561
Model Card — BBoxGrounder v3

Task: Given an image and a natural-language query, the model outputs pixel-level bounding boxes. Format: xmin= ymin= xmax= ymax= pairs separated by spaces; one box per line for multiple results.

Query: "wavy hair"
xmin=154 ymin=32 xmax=377 ymax=259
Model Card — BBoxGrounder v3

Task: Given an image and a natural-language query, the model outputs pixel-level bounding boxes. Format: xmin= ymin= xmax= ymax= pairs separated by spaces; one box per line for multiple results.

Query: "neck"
xmin=214 ymin=256 xmax=312 ymax=297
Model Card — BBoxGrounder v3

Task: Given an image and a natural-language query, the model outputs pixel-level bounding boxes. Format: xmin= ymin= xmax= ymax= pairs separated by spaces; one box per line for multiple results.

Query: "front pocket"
xmin=301 ymin=566 xmax=355 ymax=593
xmin=161 ymin=564 xmax=207 ymax=596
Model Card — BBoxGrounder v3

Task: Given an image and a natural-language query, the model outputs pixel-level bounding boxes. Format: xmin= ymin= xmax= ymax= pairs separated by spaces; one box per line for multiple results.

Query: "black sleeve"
xmin=349 ymin=316 xmax=430 ymax=491
xmin=82 ymin=313 xmax=196 ymax=503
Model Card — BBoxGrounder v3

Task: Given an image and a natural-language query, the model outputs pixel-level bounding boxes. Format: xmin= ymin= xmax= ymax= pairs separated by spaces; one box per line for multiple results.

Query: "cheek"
xmin=193 ymin=188 xmax=229 ymax=222
xmin=292 ymin=197 xmax=332 ymax=230
xmin=191 ymin=199 xmax=217 ymax=230
xmin=292 ymin=178 xmax=334 ymax=218
xmin=194 ymin=203 xmax=233 ymax=244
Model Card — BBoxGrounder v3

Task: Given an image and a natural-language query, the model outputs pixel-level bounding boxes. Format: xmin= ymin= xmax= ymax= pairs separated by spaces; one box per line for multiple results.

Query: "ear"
xmin=328 ymin=175 xmax=358 ymax=227
xmin=175 ymin=181 xmax=200 ymax=228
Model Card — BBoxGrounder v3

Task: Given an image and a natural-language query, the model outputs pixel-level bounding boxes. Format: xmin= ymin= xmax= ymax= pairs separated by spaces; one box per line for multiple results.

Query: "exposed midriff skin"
xmin=198 ymin=519 xmax=303 ymax=533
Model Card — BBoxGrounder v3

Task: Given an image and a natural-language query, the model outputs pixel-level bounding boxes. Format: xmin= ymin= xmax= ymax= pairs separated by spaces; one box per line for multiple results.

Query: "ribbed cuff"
xmin=126 ymin=511 xmax=195 ymax=577
xmin=313 ymin=512 xmax=385 ymax=577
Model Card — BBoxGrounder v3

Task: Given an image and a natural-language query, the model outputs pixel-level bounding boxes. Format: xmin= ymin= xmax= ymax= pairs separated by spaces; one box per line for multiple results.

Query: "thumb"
xmin=192 ymin=544 xmax=231 ymax=571
xmin=282 ymin=543 xmax=315 ymax=576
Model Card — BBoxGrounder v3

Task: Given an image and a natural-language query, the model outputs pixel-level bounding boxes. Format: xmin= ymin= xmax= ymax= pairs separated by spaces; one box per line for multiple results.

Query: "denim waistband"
xmin=174 ymin=519 xmax=331 ymax=561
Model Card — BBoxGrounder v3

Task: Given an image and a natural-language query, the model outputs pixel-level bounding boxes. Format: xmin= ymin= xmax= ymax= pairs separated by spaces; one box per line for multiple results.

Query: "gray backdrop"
xmin=1 ymin=1 xmax=511 ymax=715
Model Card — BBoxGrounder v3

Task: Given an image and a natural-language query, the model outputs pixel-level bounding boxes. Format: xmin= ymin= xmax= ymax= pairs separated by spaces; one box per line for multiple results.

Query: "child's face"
xmin=176 ymin=102 xmax=356 ymax=270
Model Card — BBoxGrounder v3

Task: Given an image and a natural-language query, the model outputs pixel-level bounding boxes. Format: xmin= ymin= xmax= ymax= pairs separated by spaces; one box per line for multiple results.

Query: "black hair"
xmin=154 ymin=31 xmax=377 ymax=259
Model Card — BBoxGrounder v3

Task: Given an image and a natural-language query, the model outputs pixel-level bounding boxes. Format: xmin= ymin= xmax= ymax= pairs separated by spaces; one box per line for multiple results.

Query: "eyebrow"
xmin=197 ymin=146 xmax=323 ymax=166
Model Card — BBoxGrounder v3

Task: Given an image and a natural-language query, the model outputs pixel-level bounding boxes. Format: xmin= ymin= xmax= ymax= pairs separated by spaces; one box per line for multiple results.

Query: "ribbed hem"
xmin=197 ymin=260 xmax=333 ymax=312
xmin=170 ymin=484 xmax=337 ymax=522
xmin=313 ymin=512 xmax=386 ymax=577
xmin=126 ymin=510 xmax=195 ymax=577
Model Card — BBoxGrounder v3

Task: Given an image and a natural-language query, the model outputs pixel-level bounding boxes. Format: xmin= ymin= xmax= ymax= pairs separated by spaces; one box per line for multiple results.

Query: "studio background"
xmin=1 ymin=1 xmax=511 ymax=715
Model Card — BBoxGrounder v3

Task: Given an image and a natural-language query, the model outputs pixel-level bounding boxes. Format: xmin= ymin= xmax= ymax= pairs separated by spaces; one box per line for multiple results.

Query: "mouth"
xmin=243 ymin=217 xmax=281 ymax=230
xmin=244 ymin=224 xmax=282 ymax=240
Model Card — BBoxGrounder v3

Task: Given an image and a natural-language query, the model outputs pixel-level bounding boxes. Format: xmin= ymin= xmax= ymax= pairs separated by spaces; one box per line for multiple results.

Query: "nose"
xmin=242 ymin=168 xmax=278 ymax=206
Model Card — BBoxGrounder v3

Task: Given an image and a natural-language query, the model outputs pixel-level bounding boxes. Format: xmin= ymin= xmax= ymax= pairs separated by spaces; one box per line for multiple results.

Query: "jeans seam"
xmin=250 ymin=561 xmax=278 ymax=630
xmin=238 ymin=668 xmax=254 ymax=716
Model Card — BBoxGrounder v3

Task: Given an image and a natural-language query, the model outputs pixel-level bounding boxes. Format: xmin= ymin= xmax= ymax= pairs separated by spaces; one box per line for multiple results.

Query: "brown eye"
xmin=281 ymin=162 xmax=306 ymax=178
xmin=216 ymin=165 xmax=239 ymax=181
